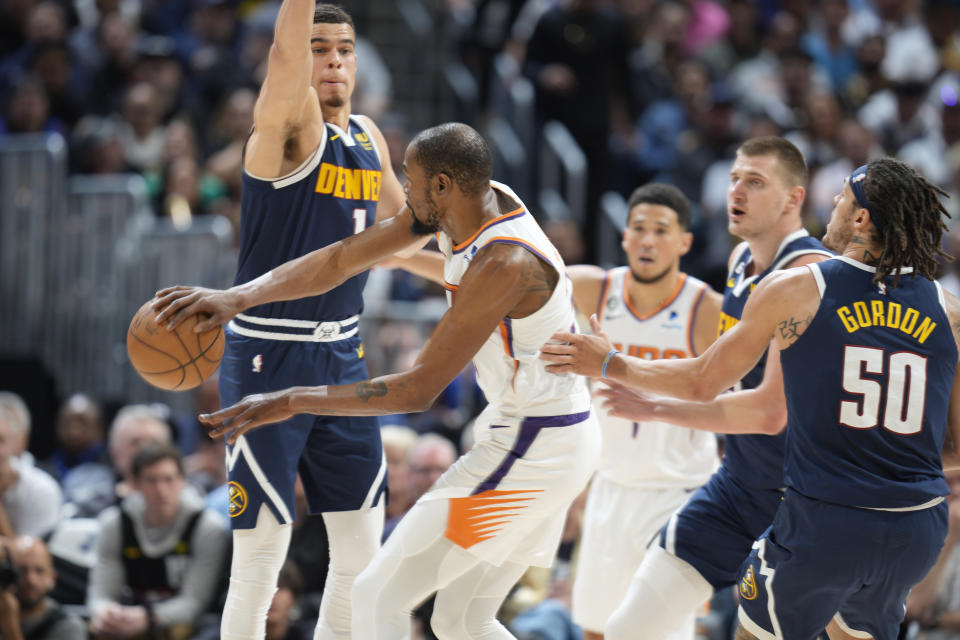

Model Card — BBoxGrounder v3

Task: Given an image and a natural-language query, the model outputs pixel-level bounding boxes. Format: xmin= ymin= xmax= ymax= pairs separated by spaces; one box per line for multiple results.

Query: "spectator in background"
xmin=0 ymin=536 xmax=87 ymax=640
xmin=85 ymin=12 xmax=139 ymax=117
xmin=802 ymin=0 xmax=858 ymax=98
xmin=382 ymin=433 xmax=456 ymax=541
xmin=68 ymin=115 xmax=130 ymax=174
xmin=0 ymin=392 xmax=32 ymax=464
xmin=40 ymin=394 xmax=108 ymax=485
xmin=27 ymin=40 xmax=87 ymax=127
xmin=379 ymin=425 xmax=418 ymax=523
xmin=107 ymin=404 xmax=172 ymax=501
xmin=0 ymin=74 xmax=64 ymax=136
xmin=118 ymin=82 xmax=167 ymax=172
xmin=88 ymin=442 xmax=229 ymax=640
xmin=266 ymin=562 xmax=307 ymax=640
xmin=0 ymin=400 xmax=61 ymax=538
xmin=807 ymin=118 xmax=879 ymax=229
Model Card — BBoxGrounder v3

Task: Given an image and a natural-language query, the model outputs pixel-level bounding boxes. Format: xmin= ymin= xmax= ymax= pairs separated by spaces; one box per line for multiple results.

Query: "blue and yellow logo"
xmin=357 ymin=342 xmax=365 ymax=359
xmin=228 ymin=481 xmax=248 ymax=518
xmin=354 ymin=131 xmax=374 ymax=151
xmin=739 ymin=565 xmax=758 ymax=601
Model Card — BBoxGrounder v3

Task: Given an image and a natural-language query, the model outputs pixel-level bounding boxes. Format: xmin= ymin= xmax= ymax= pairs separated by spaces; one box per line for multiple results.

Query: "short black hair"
xmin=410 ymin=123 xmax=493 ymax=197
xmin=314 ymin=4 xmax=354 ymax=28
xmin=626 ymin=183 xmax=692 ymax=230
xmin=132 ymin=442 xmax=184 ymax=479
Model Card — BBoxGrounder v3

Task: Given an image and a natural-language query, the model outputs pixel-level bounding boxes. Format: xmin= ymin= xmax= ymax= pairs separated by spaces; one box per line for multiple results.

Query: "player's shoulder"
xmin=782 ymin=250 xmax=831 ymax=269
xmin=566 ymin=264 xmax=607 ymax=286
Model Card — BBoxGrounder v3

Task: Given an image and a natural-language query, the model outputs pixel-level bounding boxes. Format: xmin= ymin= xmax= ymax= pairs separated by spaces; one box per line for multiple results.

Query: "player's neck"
xmin=625 ymin=266 xmax=684 ymax=315
xmin=443 ymin=190 xmax=500 ymax=246
xmin=842 ymin=241 xmax=884 ymax=267
xmin=322 ymin=105 xmax=351 ymax=131
xmin=745 ymin=222 xmax=804 ymax=275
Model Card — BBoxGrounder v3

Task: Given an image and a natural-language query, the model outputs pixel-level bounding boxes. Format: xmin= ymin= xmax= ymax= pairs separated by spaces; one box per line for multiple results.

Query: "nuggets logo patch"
xmin=228 ymin=481 xmax=248 ymax=518
xmin=353 ymin=131 xmax=374 ymax=150
xmin=739 ymin=565 xmax=758 ymax=601
xmin=356 ymin=343 xmax=365 ymax=359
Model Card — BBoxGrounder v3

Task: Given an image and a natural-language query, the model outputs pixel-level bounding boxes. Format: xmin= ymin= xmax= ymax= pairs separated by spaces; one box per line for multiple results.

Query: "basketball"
xmin=126 ymin=299 xmax=224 ymax=391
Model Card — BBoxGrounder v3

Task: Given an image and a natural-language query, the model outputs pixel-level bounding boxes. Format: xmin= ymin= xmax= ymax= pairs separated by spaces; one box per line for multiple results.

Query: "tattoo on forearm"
xmin=355 ymin=381 xmax=387 ymax=402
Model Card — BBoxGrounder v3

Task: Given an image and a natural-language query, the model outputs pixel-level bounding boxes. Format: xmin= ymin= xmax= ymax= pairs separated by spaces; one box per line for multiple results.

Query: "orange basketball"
xmin=126 ymin=299 xmax=224 ymax=391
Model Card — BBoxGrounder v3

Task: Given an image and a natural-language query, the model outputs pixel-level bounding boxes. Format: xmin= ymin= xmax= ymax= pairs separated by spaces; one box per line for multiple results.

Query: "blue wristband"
xmin=601 ymin=349 xmax=620 ymax=379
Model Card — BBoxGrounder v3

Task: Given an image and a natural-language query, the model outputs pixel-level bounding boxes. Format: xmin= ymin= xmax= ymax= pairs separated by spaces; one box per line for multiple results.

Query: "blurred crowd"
xmin=6 ymin=0 xmax=960 ymax=638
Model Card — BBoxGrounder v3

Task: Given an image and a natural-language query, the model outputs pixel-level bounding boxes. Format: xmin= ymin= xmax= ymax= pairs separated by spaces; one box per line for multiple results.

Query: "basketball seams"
xmin=127 ymin=300 xmax=223 ymax=390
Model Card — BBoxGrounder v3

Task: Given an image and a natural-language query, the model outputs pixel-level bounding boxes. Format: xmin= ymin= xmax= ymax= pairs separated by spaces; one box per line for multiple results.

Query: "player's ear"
xmin=436 ymin=172 xmax=452 ymax=195
xmin=677 ymin=231 xmax=693 ymax=256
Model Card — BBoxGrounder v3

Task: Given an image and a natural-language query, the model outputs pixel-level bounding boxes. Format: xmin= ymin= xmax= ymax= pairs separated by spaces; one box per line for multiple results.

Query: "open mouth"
xmin=730 ymin=207 xmax=746 ymax=219
xmin=637 ymin=256 xmax=656 ymax=264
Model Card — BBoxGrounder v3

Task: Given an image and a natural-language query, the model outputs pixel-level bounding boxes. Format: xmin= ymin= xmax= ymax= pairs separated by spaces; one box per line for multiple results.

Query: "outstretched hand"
xmin=200 ymin=391 xmax=296 ymax=444
xmin=595 ymin=379 xmax=661 ymax=422
xmin=152 ymin=286 xmax=243 ymax=332
xmin=539 ymin=314 xmax=615 ymax=378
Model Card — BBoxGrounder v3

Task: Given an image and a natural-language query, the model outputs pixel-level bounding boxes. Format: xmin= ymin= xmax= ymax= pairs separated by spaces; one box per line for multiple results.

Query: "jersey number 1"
xmin=353 ymin=209 xmax=367 ymax=234
xmin=839 ymin=345 xmax=927 ymax=435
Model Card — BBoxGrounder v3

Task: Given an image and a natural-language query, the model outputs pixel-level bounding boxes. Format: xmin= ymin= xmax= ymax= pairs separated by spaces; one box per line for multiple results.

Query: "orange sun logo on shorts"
xmin=228 ymin=481 xmax=248 ymax=518
xmin=739 ymin=564 xmax=758 ymax=601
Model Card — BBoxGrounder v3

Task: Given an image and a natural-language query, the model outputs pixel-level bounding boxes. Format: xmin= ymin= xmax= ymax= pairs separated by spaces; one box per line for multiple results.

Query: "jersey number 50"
xmin=839 ymin=345 xmax=927 ymax=435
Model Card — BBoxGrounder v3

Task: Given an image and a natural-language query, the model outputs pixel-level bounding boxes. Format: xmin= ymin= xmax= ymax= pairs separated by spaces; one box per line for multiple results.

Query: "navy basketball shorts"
xmin=738 ymin=489 xmax=948 ymax=640
xmin=657 ymin=465 xmax=784 ymax=590
xmin=219 ymin=327 xmax=385 ymax=530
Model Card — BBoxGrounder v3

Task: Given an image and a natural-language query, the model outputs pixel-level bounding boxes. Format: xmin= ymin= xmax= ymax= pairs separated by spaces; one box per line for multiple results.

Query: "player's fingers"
xmin=589 ymin=313 xmax=603 ymax=334
xmin=154 ymin=293 xmax=195 ymax=324
xmin=154 ymin=285 xmax=191 ymax=299
xmin=193 ymin=314 xmax=222 ymax=333
xmin=543 ymin=363 xmax=571 ymax=374
xmin=538 ymin=350 xmax=571 ymax=363
xmin=549 ymin=331 xmax=577 ymax=343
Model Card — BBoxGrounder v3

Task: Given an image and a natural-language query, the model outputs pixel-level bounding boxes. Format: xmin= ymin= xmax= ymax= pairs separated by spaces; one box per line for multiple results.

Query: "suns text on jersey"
xmin=611 ymin=342 xmax=687 ymax=360
xmin=314 ymin=163 xmax=381 ymax=201
xmin=836 ymin=300 xmax=937 ymax=344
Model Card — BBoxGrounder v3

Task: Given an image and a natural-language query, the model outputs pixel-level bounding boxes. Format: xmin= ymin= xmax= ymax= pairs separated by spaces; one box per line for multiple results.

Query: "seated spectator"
xmin=0 ymin=406 xmax=61 ymax=538
xmin=108 ymin=404 xmax=172 ymax=501
xmin=267 ymin=562 xmax=307 ymax=640
xmin=379 ymin=424 xmax=418 ymax=522
xmin=0 ymin=536 xmax=86 ymax=640
xmin=382 ymin=433 xmax=456 ymax=541
xmin=88 ymin=443 xmax=229 ymax=640
xmin=40 ymin=394 xmax=108 ymax=485
xmin=0 ymin=392 xmax=33 ymax=464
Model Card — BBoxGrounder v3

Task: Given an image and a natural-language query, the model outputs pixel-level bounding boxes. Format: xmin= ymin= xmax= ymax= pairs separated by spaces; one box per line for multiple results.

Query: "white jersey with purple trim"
xmin=417 ymin=181 xmax=599 ymax=568
xmin=594 ymin=267 xmax=719 ymax=488
xmin=436 ymin=181 xmax=592 ymax=418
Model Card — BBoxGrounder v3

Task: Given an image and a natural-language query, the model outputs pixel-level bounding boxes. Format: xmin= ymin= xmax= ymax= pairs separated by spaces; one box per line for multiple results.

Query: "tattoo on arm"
xmin=520 ymin=259 xmax=558 ymax=307
xmin=777 ymin=313 xmax=815 ymax=345
xmin=355 ymin=381 xmax=387 ymax=402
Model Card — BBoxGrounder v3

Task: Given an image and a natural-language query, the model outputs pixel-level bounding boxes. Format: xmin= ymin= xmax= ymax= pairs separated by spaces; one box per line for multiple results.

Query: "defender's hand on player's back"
xmin=200 ymin=391 xmax=295 ymax=444
xmin=539 ymin=314 xmax=614 ymax=377
xmin=152 ymin=286 xmax=243 ymax=332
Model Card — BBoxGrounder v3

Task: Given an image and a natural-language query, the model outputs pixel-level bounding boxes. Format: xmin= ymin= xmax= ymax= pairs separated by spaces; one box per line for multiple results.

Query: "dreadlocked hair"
xmin=861 ymin=157 xmax=951 ymax=287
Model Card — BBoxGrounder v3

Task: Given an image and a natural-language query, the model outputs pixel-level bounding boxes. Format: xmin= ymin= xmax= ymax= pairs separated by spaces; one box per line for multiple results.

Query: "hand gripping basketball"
xmin=152 ymin=286 xmax=243 ymax=332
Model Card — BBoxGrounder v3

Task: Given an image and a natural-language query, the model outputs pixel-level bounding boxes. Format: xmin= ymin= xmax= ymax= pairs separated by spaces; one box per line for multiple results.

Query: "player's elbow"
xmin=404 ymin=388 xmax=440 ymax=414
xmin=757 ymin=404 xmax=788 ymax=435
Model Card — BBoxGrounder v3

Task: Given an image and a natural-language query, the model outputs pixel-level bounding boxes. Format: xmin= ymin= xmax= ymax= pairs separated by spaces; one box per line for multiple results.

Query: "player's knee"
xmin=430 ymin=606 xmax=464 ymax=640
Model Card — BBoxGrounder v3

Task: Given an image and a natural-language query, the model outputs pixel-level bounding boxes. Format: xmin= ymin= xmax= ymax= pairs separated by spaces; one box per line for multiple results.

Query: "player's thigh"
xmin=661 ymin=468 xmax=782 ymax=590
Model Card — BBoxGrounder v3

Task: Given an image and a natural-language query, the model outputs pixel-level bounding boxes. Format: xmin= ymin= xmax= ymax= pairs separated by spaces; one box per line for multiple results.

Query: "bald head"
xmin=410 ymin=123 xmax=492 ymax=197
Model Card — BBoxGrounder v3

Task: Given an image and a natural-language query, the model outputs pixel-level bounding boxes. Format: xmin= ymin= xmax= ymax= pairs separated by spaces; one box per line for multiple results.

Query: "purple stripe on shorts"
xmin=472 ymin=410 xmax=591 ymax=495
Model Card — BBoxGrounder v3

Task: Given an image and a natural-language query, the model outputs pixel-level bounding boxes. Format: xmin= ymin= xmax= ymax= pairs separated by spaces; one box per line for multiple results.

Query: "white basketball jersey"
xmin=593 ymin=267 xmax=719 ymax=488
xmin=436 ymin=181 xmax=592 ymax=417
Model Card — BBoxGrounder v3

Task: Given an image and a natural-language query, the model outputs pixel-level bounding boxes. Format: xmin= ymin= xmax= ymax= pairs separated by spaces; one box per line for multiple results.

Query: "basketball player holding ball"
xmin=153 ymin=3 xmax=419 ymax=639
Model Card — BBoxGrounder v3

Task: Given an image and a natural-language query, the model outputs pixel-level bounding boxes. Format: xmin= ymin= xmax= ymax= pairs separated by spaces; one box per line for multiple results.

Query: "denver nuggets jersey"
xmin=782 ymin=257 xmax=955 ymax=508
xmin=236 ymin=116 xmax=382 ymax=321
xmin=436 ymin=181 xmax=591 ymax=417
xmin=593 ymin=267 xmax=718 ymax=487
xmin=719 ymin=230 xmax=832 ymax=489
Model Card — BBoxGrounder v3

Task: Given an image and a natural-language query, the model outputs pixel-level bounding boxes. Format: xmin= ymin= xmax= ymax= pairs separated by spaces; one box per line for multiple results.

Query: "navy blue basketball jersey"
xmin=236 ymin=116 xmax=382 ymax=321
xmin=781 ymin=257 xmax=955 ymax=508
xmin=718 ymin=230 xmax=832 ymax=489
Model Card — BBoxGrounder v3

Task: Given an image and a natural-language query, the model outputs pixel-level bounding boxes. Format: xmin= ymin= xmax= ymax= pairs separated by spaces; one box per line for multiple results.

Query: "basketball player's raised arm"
xmin=941 ymin=292 xmax=960 ymax=470
xmin=154 ymin=209 xmax=422 ymax=331
xmin=540 ymin=268 xmax=817 ymax=403
xmin=200 ymin=244 xmax=538 ymax=442
xmin=243 ymin=0 xmax=319 ymax=178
